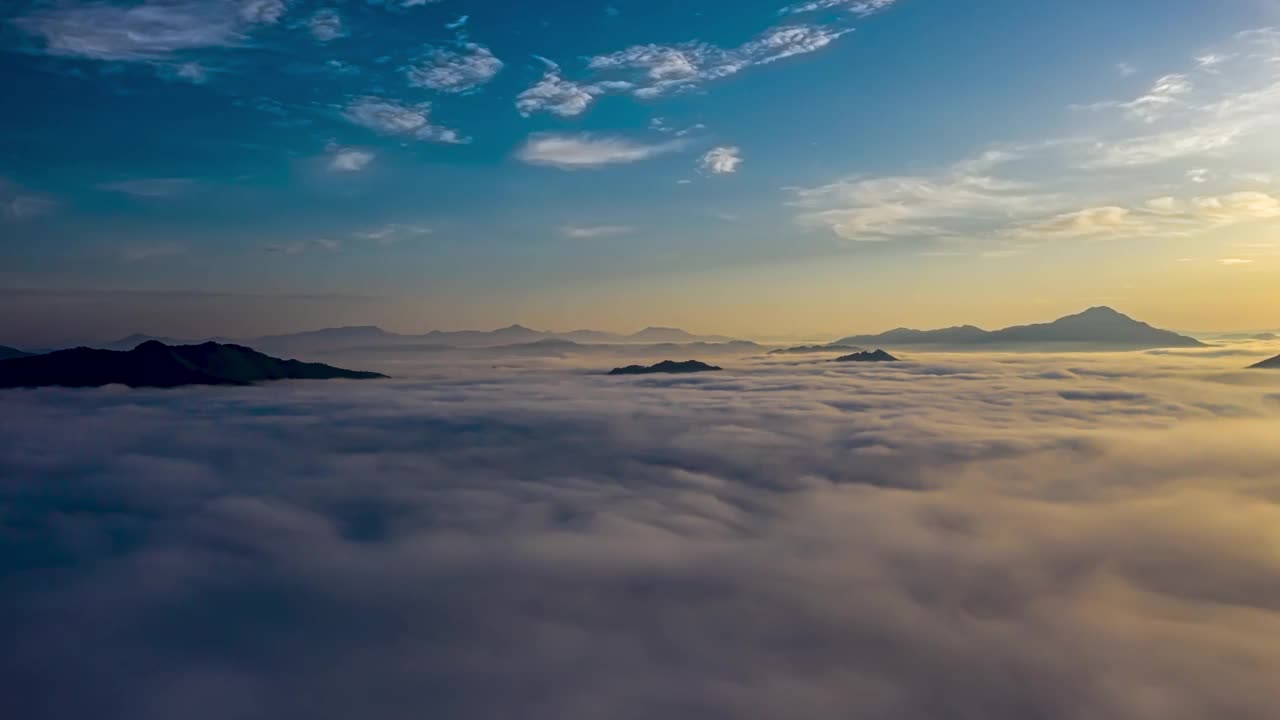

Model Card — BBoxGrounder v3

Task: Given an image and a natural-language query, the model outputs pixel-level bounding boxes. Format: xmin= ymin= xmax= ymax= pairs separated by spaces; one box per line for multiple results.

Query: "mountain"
xmin=0 ymin=346 xmax=32 ymax=360
xmin=835 ymin=349 xmax=900 ymax=363
xmin=769 ymin=344 xmax=864 ymax=355
xmin=0 ymin=341 xmax=386 ymax=389
xmin=608 ymin=360 xmax=723 ymax=376
xmin=624 ymin=327 xmax=737 ymax=344
xmin=1249 ymin=354 xmax=1280 ymax=369
xmin=835 ymin=307 xmax=1205 ymax=350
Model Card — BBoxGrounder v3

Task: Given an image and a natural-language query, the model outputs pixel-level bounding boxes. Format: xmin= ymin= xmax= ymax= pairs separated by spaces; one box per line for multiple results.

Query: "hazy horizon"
xmin=3 ymin=293 xmax=1278 ymax=348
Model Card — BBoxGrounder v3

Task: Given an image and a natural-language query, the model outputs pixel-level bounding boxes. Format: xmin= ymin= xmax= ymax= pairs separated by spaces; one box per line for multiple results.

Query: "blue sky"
xmin=3 ymin=0 xmax=1280 ymax=343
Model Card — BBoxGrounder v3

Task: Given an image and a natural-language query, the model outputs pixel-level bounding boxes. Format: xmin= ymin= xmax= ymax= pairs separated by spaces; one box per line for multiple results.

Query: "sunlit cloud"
xmin=517 ymin=133 xmax=685 ymax=170
xmin=700 ymin=146 xmax=743 ymax=175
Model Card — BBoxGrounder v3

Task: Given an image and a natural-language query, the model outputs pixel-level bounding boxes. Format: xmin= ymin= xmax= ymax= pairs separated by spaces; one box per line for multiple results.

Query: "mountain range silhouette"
xmin=834 ymin=307 xmax=1204 ymax=349
xmin=0 ymin=341 xmax=386 ymax=389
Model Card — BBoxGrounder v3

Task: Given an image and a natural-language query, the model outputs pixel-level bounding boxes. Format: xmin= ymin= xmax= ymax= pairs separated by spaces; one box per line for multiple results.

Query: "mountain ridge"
xmin=835 ymin=307 xmax=1205 ymax=350
xmin=0 ymin=341 xmax=386 ymax=389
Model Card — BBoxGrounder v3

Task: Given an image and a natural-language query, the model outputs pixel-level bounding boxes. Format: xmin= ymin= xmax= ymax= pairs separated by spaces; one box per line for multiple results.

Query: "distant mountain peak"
xmin=1079 ymin=306 xmax=1125 ymax=317
xmin=834 ymin=307 xmax=1203 ymax=350
xmin=834 ymin=349 xmax=900 ymax=363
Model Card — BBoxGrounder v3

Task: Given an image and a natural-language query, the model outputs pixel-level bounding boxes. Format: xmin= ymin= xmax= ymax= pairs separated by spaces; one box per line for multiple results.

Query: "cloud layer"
xmin=3 ymin=348 xmax=1280 ymax=719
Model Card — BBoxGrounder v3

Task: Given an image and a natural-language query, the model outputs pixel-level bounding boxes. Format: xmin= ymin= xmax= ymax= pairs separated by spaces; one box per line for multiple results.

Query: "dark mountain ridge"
xmin=834 ymin=349 xmax=900 ymax=363
xmin=1249 ymin=354 xmax=1280 ymax=369
xmin=769 ymin=344 xmax=864 ymax=355
xmin=0 ymin=341 xmax=386 ymax=389
xmin=835 ymin=307 xmax=1204 ymax=350
xmin=0 ymin=345 xmax=32 ymax=361
xmin=608 ymin=360 xmax=723 ymax=376
xmin=88 ymin=325 xmax=744 ymax=354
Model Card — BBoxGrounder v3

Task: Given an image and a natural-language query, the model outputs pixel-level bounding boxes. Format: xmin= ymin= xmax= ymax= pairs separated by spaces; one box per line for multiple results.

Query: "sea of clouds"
xmin=3 ymin=346 xmax=1280 ymax=719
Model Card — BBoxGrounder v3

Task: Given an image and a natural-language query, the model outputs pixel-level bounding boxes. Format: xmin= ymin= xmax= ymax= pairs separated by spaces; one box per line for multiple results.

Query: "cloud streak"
xmin=517 ymin=133 xmax=685 ymax=170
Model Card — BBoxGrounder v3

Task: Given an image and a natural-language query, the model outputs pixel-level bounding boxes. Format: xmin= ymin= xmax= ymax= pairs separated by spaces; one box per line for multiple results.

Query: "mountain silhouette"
xmin=624 ymin=327 xmax=737 ymax=344
xmin=0 ymin=345 xmax=32 ymax=361
xmin=0 ymin=341 xmax=386 ymax=389
xmin=835 ymin=307 xmax=1204 ymax=350
xmin=769 ymin=344 xmax=864 ymax=355
xmin=608 ymin=360 xmax=723 ymax=376
xmin=834 ymin=349 xmax=900 ymax=363
xmin=1249 ymin=354 xmax=1280 ymax=369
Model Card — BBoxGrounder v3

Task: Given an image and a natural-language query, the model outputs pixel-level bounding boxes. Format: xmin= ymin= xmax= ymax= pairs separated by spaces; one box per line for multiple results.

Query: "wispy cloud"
xmin=791 ymin=150 xmax=1056 ymax=241
xmin=562 ymin=224 xmax=634 ymax=239
xmin=516 ymin=10 xmax=883 ymax=117
xmin=794 ymin=28 xmax=1280 ymax=250
xmin=306 ymin=9 xmax=345 ymax=42
xmin=0 ymin=179 xmax=56 ymax=221
xmin=781 ymin=0 xmax=900 ymax=15
xmin=405 ymin=43 xmax=503 ymax=93
xmin=342 ymin=97 xmax=467 ymax=144
xmin=97 ymin=178 xmax=196 ymax=198
xmin=263 ymin=238 xmax=340 ymax=255
xmin=518 ymin=133 xmax=685 ymax=170
xmin=700 ymin=146 xmax=743 ymax=175
xmin=11 ymin=0 xmax=286 ymax=61
xmin=353 ymin=224 xmax=432 ymax=246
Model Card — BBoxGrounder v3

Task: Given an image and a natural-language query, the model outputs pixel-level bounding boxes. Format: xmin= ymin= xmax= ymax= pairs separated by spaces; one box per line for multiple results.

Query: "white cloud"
xmin=12 ymin=0 xmax=285 ymax=61
xmin=97 ymin=178 xmax=196 ymax=198
xmin=515 ymin=60 xmax=633 ymax=118
xmin=794 ymin=29 xmax=1280 ymax=250
xmin=781 ymin=0 xmax=900 ymax=16
xmin=585 ymin=24 xmax=851 ymax=100
xmin=307 ymin=9 xmax=344 ymax=42
xmin=516 ymin=9 xmax=885 ymax=117
xmin=517 ymin=133 xmax=685 ymax=170
xmin=327 ymin=147 xmax=375 ymax=172
xmin=1218 ymin=257 xmax=1253 ymax=265
xmin=562 ymin=224 xmax=635 ymax=239
xmin=342 ymin=97 xmax=467 ymax=144
xmin=406 ymin=43 xmax=503 ymax=93
xmin=700 ymin=146 xmax=743 ymax=175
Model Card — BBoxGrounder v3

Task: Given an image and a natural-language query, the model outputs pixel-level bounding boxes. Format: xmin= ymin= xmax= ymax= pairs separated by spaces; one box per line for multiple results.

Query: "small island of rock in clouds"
xmin=5 ymin=1 xmax=1280 ymax=718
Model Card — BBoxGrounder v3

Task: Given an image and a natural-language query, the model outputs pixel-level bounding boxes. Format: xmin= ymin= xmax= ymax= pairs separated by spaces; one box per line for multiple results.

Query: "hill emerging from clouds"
xmin=1250 ymin=354 xmax=1280 ymax=369
xmin=835 ymin=307 xmax=1206 ymax=350
xmin=0 ymin=341 xmax=386 ymax=389
xmin=0 ymin=346 xmax=32 ymax=361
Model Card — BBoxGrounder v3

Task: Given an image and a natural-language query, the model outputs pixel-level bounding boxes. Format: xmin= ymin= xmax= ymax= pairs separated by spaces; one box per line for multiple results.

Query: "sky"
xmin=2 ymin=0 xmax=1280 ymax=344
